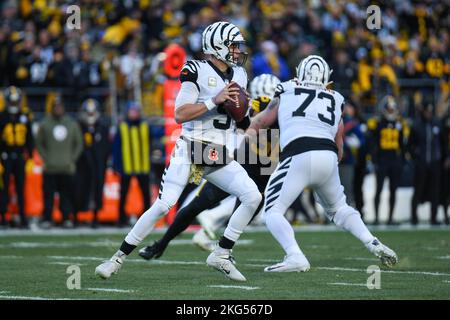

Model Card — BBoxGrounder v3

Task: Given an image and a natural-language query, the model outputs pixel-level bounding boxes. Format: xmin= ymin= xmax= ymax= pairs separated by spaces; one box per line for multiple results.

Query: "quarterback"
xmin=247 ymin=55 xmax=398 ymax=272
xmin=138 ymin=74 xmax=281 ymax=258
xmin=95 ymin=21 xmax=261 ymax=282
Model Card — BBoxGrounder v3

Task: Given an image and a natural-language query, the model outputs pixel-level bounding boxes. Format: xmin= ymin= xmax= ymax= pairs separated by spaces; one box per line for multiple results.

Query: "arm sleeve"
xmin=175 ymin=81 xmax=200 ymax=109
xmin=273 ymin=83 xmax=284 ymax=98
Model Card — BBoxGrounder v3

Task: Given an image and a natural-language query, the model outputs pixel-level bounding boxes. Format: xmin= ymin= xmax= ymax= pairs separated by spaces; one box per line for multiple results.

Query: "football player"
xmin=367 ymin=96 xmax=406 ymax=225
xmin=137 ymin=74 xmax=281 ymax=258
xmin=247 ymin=55 xmax=398 ymax=272
xmin=95 ymin=22 xmax=262 ymax=282
xmin=0 ymin=86 xmax=33 ymax=228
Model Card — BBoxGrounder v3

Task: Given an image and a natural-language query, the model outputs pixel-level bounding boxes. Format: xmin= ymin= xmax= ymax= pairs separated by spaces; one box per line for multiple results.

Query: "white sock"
xmin=341 ymin=214 xmax=375 ymax=245
xmin=114 ymin=250 xmax=127 ymax=260
xmin=223 ymin=203 xmax=253 ymax=242
xmin=223 ymin=193 xmax=260 ymax=242
xmin=265 ymin=213 xmax=302 ymax=256
xmin=124 ymin=200 xmax=169 ymax=246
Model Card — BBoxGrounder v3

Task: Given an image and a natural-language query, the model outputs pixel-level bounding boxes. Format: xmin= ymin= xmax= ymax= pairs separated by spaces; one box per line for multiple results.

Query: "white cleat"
xmin=192 ymin=229 xmax=215 ymax=252
xmin=95 ymin=254 xmax=124 ymax=279
xmin=206 ymin=248 xmax=246 ymax=282
xmin=264 ymin=254 xmax=311 ymax=273
xmin=365 ymin=238 xmax=398 ymax=267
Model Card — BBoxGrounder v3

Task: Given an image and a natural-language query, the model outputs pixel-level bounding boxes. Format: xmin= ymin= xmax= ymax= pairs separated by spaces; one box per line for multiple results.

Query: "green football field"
xmin=0 ymin=227 xmax=449 ymax=300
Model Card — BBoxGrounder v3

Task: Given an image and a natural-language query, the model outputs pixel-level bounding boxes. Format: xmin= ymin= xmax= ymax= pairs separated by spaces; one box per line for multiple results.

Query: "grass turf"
xmin=0 ymin=228 xmax=449 ymax=300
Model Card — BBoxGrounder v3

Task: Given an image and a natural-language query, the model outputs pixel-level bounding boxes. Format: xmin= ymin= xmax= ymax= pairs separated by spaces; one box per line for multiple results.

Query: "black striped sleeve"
xmin=180 ymin=61 xmax=200 ymax=91
xmin=273 ymin=83 xmax=284 ymax=98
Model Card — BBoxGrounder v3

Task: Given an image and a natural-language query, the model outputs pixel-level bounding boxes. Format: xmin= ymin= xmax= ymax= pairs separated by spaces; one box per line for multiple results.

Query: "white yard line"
xmin=317 ymin=267 xmax=450 ymax=277
xmin=243 ymin=263 xmax=267 ymax=267
xmin=0 ymin=255 xmax=22 ymax=259
xmin=0 ymin=239 xmax=253 ymax=249
xmin=436 ymin=255 xmax=450 ymax=260
xmin=148 ymin=259 xmax=203 ymax=265
xmin=85 ymin=288 xmax=134 ymax=293
xmin=247 ymin=258 xmax=279 ymax=263
xmin=45 ymin=255 xmax=450 ymax=278
xmin=344 ymin=257 xmax=379 ymax=261
xmin=48 ymin=262 xmax=87 ymax=266
xmin=208 ymin=285 xmax=260 ymax=291
xmin=328 ymin=282 xmax=368 ymax=287
xmin=1 ymin=224 xmax=448 ymax=237
xmin=47 ymin=255 xmax=103 ymax=261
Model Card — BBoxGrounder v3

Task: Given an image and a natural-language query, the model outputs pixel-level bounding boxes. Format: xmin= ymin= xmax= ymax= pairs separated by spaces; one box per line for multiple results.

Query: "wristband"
xmin=204 ymin=98 xmax=217 ymax=110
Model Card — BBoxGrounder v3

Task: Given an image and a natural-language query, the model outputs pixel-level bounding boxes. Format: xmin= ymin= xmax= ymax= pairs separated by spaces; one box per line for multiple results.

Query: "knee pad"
xmin=332 ymin=205 xmax=359 ymax=228
xmin=239 ymin=189 xmax=262 ymax=210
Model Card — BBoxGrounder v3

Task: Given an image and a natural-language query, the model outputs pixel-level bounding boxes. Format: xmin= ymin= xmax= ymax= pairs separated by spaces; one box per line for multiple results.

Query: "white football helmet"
xmin=202 ymin=21 xmax=248 ymax=67
xmin=250 ymin=74 xmax=281 ymax=99
xmin=296 ymin=55 xmax=333 ymax=88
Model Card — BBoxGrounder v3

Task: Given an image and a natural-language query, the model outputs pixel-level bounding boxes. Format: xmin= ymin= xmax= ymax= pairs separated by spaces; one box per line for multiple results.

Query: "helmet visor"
xmin=226 ymin=41 xmax=248 ymax=66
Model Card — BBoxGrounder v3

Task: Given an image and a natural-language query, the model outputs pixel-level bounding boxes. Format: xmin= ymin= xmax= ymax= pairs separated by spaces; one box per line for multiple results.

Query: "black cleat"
xmin=138 ymin=242 xmax=165 ymax=260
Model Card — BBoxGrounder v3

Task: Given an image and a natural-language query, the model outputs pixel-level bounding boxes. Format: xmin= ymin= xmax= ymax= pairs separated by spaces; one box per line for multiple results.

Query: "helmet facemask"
xmin=382 ymin=96 xmax=398 ymax=121
xmin=223 ymin=40 xmax=248 ymax=67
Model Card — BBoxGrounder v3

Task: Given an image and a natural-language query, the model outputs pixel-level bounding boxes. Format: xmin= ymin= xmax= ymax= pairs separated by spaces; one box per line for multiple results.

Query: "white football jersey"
xmin=275 ymin=80 xmax=345 ymax=150
xmin=177 ymin=60 xmax=247 ymax=145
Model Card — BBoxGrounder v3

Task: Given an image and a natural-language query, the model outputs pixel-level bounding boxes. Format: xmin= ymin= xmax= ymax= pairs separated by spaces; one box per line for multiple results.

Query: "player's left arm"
xmin=335 ymin=119 xmax=344 ymax=162
xmin=246 ymin=97 xmax=279 ymax=136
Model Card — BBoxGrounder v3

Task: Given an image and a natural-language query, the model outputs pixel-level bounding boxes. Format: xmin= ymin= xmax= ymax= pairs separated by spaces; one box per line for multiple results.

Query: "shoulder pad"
xmin=180 ymin=61 xmax=199 ymax=84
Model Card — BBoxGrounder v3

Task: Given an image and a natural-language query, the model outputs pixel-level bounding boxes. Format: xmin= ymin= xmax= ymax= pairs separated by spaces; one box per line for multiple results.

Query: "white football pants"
xmin=264 ymin=151 xmax=374 ymax=256
xmin=125 ymin=138 xmax=261 ymax=246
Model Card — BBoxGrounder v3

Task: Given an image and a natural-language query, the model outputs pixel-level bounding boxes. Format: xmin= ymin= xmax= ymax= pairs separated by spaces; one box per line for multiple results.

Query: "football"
xmin=222 ymin=82 xmax=249 ymax=122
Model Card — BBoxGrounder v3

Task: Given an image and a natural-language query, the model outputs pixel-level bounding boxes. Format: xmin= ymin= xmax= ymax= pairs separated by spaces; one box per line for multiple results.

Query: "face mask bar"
xmin=225 ymin=41 xmax=248 ymax=66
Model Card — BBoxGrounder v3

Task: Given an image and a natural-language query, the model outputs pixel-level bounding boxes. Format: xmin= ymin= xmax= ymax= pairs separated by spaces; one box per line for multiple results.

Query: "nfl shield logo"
xmin=208 ymin=148 xmax=219 ymax=161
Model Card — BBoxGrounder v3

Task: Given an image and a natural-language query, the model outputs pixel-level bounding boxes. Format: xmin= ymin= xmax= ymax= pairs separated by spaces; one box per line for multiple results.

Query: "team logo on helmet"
xmin=202 ymin=21 xmax=248 ymax=67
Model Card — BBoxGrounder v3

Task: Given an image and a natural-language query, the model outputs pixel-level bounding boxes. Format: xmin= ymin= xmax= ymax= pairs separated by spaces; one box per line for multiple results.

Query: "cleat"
xmin=95 ymin=254 xmax=124 ymax=279
xmin=138 ymin=241 xmax=165 ymax=260
xmin=264 ymin=254 xmax=310 ymax=272
xmin=192 ymin=229 xmax=215 ymax=252
xmin=366 ymin=238 xmax=398 ymax=267
xmin=206 ymin=248 xmax=246 ymax=282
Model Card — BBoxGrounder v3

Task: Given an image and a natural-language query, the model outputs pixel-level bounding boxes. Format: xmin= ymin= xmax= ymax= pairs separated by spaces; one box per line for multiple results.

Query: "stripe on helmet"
xmin=210 ymin=23 xmax=221 ymax=51
xmin=220 ymin=22 xmax=231 ymax=39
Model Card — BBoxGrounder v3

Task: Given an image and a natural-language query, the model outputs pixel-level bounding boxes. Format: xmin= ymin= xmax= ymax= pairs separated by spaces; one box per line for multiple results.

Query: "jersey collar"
xmin=207 ymin=60 xmax=234 ymax=83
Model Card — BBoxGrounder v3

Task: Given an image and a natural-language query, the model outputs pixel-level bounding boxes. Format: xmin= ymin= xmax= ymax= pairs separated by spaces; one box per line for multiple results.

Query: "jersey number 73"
xmin=292 ymin=88 xmax=336 ymax=126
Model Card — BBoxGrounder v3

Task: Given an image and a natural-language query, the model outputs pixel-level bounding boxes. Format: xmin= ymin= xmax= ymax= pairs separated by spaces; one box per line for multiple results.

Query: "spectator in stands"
xmin=409 ymin=102 xmax=442 ymax=225
xmin=0 ymin=86 xmax=33 ymax=228
xmin=36 ymin=95 xmax=83 ymax=229
xmin=112 ymin=102 xmax=151 ymax=227
xmin=74 ymin=99 xmax=111 ymax=228
xmin=252 ymin=40 xmax=290 ymax=81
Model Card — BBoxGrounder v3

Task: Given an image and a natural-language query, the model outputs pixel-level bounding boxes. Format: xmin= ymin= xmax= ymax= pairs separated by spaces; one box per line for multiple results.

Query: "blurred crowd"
xmin=0 ymin=0 xmax=449 ymax=112
xmin=0 ymin=0 xmax=449 ymax=228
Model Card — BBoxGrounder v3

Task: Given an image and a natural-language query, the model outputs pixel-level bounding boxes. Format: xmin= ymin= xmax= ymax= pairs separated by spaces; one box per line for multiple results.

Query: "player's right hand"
xmin=213 ymin=82 xmax=240 ymax=105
